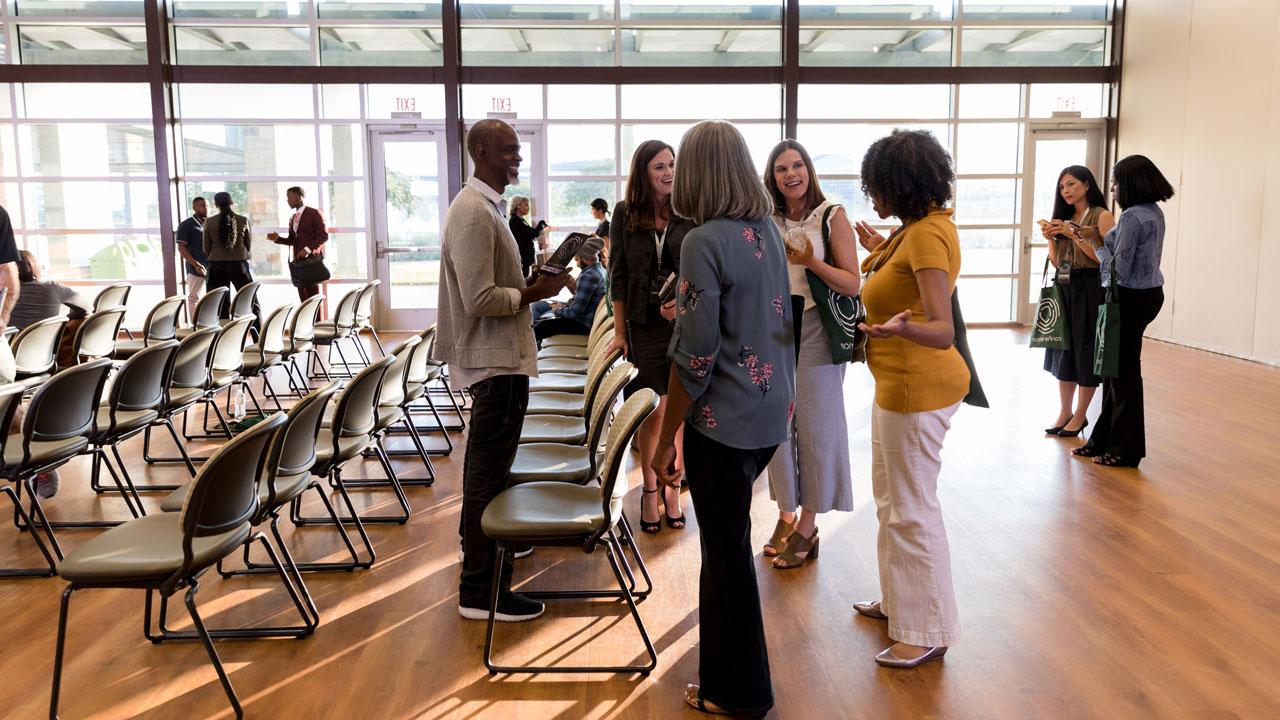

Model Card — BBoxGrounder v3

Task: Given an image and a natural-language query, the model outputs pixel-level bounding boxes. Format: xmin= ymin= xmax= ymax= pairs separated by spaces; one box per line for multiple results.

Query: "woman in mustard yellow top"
xmin=852 ymin=130 xmax=969 ymax=670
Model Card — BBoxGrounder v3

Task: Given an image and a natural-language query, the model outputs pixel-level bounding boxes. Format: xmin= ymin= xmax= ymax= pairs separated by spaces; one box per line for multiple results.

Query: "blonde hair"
xmin=509 ymin=195 xmax=529 ymax=218
xmin=671 ymin=120 xmax=773 ymax=225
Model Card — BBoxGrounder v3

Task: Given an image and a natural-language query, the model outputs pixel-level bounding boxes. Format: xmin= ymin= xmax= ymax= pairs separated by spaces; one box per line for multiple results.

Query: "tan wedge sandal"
xmin=772 ymin=527 xmax=819 ymax=569
xmin=763 ymin=518 xmax=795 ymax=557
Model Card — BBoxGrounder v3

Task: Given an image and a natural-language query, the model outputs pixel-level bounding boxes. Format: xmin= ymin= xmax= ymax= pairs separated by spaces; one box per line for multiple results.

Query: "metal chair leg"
xmin=0 ymin=485 xmax=58 ymax=577
xmin=287 ymin=477 xmax=375 ymax=569
xmin=49 ymin=585 xmax=75 ymax=719
xmin=183 ymin=581 xmax=246 ymax=719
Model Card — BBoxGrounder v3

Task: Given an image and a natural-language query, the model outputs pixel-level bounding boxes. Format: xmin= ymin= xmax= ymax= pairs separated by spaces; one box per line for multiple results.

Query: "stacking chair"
xmin=290 ymin=355 xmax=396 ymax=570
xmin=390 ymin=330 xmax=457 ymax=456
xmin=4 ymin=359 xmax=124 ymax=563
xmin=538 ymin=315 xmax=614 ymax=362
xmin=526 ymin=343 xmax=621 ymax=418
xmin=93 ymin=282 xmax=133 ymax=339
xmin=176 ymin=286 xmax=228 ymax=340
xmin=536 ymin=317 xmax=615 ymax=377
xmin=540 ymin=298 xmax=606 ymax=348
xmin=531 ymin=337 xmax=619 ymax=394
xmin=239 ymin=303 xmax=295 ymax=413
xmin=85 ymin=340 xmax=180 ymax=508
xmin=184 ymin=316 xmax=255 ymax=441
xmin=49 ymin=413 xmax=307 ymax=720
xmin=311 ymin=287 xmax=360 ymax=379
xmin=9 ymin=316 xmax=67 ymax=390
xmin=68 ymin=306 xmax=126 ymax=364
xmin=521 ymin=358 xmax=629 ymax=446
xmin=140 ymin=327 xmax=218 ymax=479
xmin=509 ymin=362 xmax=634 ymax=486
xmin=0 ymin=382 xmax=59 ymax=577
xmin=406 ymin=324 xmax=468 ymax=435
xmin=281 ymin=292 xmax=324 ymax=395
xmin=114 ymin=295 xmax=185 ymax=360
xmin=222 ymin=281 xmax=261 ymax=323
xmin=352 ymin=279 xmax=385 ymax=359
xmin=342 ymin=336 xmax=435 ymax=488
xmin=480 ymin=389 xmax=659 ymax=675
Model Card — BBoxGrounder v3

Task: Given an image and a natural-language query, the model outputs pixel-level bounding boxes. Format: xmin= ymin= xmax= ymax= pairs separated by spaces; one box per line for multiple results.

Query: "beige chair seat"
xmin=3 ymin=435 xmax=89 ymax=468
xmin=287 ymin=339 xmax=314 ymax=355
xmin=526 ymin=391 xmax=583 ymax=416
xmin=537 ymin=358 xmax=588 ymax=374
xmin=314 ymin=428 xmax=371 ymax=467
xmin=540 ymin=334 xmax=590 ymax=348
xmin=520 ymin=414 xmax=586 ymax=445
xmin=537 ymin=346 xmax=589 ymax=361
xmin=404 ymin=383 xmax=426 ymax=403
xmin=481 ymin=481 xmax=618 ymax=539
xmin=241 ymin=350 xmax=282 ymax=374
xmin=175 ymin=325 xmax=216 ymax=340
xmin=165 ymin=386 xmax=205 ymax=411
xmin=312 ymin=322 xmax=348 ymax=341
xmin=93 ymin=408 xmax=159 ymax=438
xmin=374 ymin=404 xmax=405 ymax=434
xmin=57 ymin=512 xmax=252 ymax=583
xmin=112 ymin=339 xmax=148 ymax=359
xmin=211 ymin=369 xmax=238 ymax=389
xmin=510 ymin=443 xmax=599 ymax=483
xmin=529 ymin=373 xmax=587 ymax=393
xmin=160 ymin=471 xmax=311 ymax=514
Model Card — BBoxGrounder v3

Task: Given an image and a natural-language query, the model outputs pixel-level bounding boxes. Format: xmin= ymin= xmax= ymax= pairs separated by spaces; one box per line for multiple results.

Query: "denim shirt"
xmin=1097 ymin=203 xmax=1165 ymax=289
xmin=668 ymin=217 xmax=795 ymax=451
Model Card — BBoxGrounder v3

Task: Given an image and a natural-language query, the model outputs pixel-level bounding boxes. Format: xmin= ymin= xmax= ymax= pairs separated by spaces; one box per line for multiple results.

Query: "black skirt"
xmin=1043 ymin=267 xmax=1105 ymax=388
xmin=624 ymin=303 xmax=674 ymax=397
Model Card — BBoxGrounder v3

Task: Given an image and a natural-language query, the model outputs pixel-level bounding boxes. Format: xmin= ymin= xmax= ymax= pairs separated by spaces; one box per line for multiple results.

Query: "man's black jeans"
xmin=458 ymin=374 xmax=529 ymax=607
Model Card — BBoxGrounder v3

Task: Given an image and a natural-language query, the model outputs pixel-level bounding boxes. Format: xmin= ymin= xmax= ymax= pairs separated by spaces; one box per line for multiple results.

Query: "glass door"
xmin=463 ymin=122 xmax=547 ymax=232
xmin=369 ymin=125 xmax=449 ymax=331
xmin=1017 ymin=122 xmax=1106 ymax=325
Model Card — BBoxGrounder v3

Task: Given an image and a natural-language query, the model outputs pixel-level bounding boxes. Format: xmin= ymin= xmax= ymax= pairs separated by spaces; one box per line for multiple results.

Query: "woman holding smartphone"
xmin=609 ymin=140 xmax=695 ymax=533
xmin=1040 ymin=166 xmax=1115 ymax=438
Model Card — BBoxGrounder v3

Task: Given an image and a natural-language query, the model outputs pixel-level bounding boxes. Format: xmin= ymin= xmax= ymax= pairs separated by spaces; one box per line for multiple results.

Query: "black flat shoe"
xmin=1057 ymin=418 xmax=1089 ymax=438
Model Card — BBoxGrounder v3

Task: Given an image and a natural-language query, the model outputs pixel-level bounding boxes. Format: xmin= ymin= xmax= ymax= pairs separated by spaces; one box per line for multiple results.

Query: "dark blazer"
xmin=509 ymin=216 xmax=545 ymax=271
xmin=608 ymin=201 xmax=694 ymax=324
xmin=274 ymin=206 xmax=328 ymax=259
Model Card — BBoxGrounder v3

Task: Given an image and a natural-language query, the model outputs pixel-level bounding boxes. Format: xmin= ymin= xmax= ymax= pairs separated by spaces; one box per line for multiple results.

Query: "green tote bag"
xmin=1029 ymin=258 xmax=1070 ymax=350
xmin=804 ymin=205 xmax=868 ymax=364
xmin=1093 ymin=269 xmax=1121 ymax=378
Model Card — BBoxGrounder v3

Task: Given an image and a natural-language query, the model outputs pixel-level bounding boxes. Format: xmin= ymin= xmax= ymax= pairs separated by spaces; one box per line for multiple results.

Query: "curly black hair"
xmin=860 ymin=129 xmax=954 ymax=223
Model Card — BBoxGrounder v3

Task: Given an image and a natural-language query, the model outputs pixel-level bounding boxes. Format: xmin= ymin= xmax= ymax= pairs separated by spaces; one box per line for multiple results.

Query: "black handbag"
xmin=288 ymin=254 xmax=330 ymax=287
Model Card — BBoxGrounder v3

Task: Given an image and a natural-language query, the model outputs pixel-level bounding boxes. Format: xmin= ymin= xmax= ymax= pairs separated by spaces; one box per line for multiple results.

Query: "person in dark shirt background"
xmin=176 ymin=196 xmax=208 ymax=319
xmin=0 ymin=203 xmax=21 ymax=331
xmin=508 ymin=195 xmax=547 ymax=278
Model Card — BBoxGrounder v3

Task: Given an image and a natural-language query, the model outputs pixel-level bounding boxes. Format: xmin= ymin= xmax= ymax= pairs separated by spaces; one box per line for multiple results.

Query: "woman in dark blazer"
xmin=608 ymin=139 xmax=695 ymax=534
xmin=508 ymin=195 xmax=546 ymax=277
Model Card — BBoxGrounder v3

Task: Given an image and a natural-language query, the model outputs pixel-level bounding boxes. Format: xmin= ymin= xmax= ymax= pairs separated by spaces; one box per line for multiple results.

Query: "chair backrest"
xmin=229 ymin=281 xmax=261 ymax=319
xmin=378 ymin=336 xmax=420 ymax=408
xmin=258 ymin=303 xmax=295 ymax=356
xmin=586 ymin=315 xmax=615 ymax=353
xmin=262 ymin=381 xmax=339 ymax=511
xmin=581 ymin=344 xmax=624 ymax=414
xmin=331 ymin=355 xmax=392 ymax=440
xmin=23 ymin=358 xmax=113 ymax=447
xmin=587 ymin=297 xmax=609 ymax=336
xmin=143 ymin=296 xmax=186 ymax=343
xmin=210 ymin=316 xmax=254 ymax=374
xmin=405 ymin=328 xmax=437 ymax=386
xmin=180 ymin=412 xmax=288 ymax=560
xmin=354 ymin=279 xmax=380 ymax=327
xmin=92 ymin=283 xmax=131 ymax=313
xmin=594 ymin=390 xmax=659 ymax=537
xmin=191 ymin=287 xmax=229 ymax=329
xmin=330 ymin=287 xmax=360 ymax=331
xmin=586 ymin=362 xmax=637 ymax=457
xmin=170 ymin=327 xmax=218 ymax=390
xmin=108 ymin=339 xmax=179 ymax=417
xmin=287 ymin=293 xmax=324 ymax=355
xmin=10 ymin=317 xmax=67 ymax=375
xmin=72 ymin=306 xmax=126 ymax=360
xmin=0 ymin=382 xmax=25 ymax=457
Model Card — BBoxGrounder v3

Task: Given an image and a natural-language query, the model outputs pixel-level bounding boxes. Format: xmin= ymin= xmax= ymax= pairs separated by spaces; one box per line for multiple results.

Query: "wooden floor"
xmin=1 ymin=330 xmax=1278 ymax=720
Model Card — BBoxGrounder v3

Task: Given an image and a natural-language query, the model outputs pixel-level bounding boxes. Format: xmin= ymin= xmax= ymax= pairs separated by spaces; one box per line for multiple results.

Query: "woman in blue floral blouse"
xmin=653 ymin=120 xmax=796 ymax=718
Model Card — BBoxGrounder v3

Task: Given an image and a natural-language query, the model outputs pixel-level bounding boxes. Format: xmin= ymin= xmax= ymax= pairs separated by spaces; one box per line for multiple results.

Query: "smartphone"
xmin=1036 ymin=219 xmax=1051 ymax=229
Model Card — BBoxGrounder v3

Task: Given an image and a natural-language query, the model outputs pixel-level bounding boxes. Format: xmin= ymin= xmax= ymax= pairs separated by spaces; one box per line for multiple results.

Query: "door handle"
xmin=376 ymin=244 xmax=415 ymax=258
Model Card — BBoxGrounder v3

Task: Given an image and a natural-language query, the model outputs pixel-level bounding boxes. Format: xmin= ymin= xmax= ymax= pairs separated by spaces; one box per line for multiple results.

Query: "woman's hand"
xmin=854 ymin=221 xmax=887 ymax=253
xmin=659 ymin=299 xmax=677 ymax=322
xmin=859 ymin=310 xmax=912 ymax=339
xmin=652 ymin=439 xmax=683 ymax=488
xmin=784 ymin=234 xmax=815 ymax=267
xmin=606 ymin=331 xmax=629 ymax=359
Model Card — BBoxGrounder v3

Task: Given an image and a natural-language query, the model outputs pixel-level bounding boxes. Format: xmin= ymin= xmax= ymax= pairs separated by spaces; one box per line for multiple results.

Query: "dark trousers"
xmin=683 ymin=427 xmax=778 ymax=716
xmin=533 ymin=316 xmax=589 ymax=343
xmin=459 ymin=374 xmax=529 ymax=607
xmin=298 ymin=282 xmax=322 ymax=302
xmin=1085 ymin=286 xmax=1164 ymax=462
xmin=206 ymin=260 xmax=258 ymax=320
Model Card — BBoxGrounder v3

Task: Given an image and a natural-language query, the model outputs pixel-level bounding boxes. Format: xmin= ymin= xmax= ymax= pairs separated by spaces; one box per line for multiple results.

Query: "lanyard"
xmin=653 ymin=224 xmax=668 ymax=262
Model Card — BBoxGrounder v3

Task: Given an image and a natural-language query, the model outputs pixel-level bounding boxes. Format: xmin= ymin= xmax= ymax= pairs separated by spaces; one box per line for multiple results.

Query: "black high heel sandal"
xmin=1095 ymin=453 xmax=1140 ymax=468
xmin=1072 ymin=446 xmax=1104 ymax=458
xmin=640 ymin=488 xmax=661 ymax=534
xmin=662 ymin=486 xmax=686 ymax=530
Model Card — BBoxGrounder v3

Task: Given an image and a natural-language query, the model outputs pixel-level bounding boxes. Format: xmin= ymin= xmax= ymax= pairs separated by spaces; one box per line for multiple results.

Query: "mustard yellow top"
xmin=859 ymin=208 xmax=970 ymax=414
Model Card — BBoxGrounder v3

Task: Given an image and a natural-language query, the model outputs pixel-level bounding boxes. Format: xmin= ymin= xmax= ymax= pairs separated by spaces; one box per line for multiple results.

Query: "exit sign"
xmin=395 ymin=97 xmax=417 ymax=112
xmin=490 ymin=97 xmax=512 ymax=112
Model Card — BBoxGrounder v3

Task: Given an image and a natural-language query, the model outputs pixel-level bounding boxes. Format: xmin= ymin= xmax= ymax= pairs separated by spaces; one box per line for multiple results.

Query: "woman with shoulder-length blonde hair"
xmin=652 ymin=120 xmax=795 ymax=719
xmin=760 ymin=138 xmax=861 ymax=570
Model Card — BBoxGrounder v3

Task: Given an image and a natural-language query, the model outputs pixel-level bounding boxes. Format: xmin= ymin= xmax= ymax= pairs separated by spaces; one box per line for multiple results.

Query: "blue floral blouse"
xmin=668 ymin=218 xmax=796 ymax=451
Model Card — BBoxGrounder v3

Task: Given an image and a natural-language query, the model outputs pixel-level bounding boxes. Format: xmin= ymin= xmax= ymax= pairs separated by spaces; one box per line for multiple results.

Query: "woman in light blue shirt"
xmin=1068 ymin=154 xmax=1174 ymax=468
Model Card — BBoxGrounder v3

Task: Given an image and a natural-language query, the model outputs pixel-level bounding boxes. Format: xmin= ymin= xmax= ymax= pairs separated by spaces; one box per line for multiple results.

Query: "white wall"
xmin=1119 ymin=0 xmax=1280 ymax=364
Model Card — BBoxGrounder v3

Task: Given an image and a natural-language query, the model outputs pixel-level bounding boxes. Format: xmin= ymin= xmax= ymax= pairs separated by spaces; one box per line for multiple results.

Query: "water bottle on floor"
xmin=233 ymin=385 xmax=246 ymax=421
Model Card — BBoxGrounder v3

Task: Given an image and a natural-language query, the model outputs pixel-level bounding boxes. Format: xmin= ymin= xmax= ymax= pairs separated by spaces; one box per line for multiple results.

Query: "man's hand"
xmin=194 ymin=263 xmax=206 ymax=277
xmin=296 ymin=246 xmax=312 ymax=259
xmin=520 ymin=270 xmax=570 ymax=305
xmin=266 ymin=231 xmax=280 ymax=241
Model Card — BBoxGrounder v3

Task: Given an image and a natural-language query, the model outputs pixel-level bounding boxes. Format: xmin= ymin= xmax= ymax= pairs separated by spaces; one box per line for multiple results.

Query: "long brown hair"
xmin=624 ymin=139 xmax=675 ymax=233
xmin=764 ymin=139 xmax=826 ymax=218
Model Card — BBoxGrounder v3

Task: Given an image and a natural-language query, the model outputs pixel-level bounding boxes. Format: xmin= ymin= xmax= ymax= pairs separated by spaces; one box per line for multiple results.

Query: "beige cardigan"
xmin=431 ymin=182 xmax=537 ymax=380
